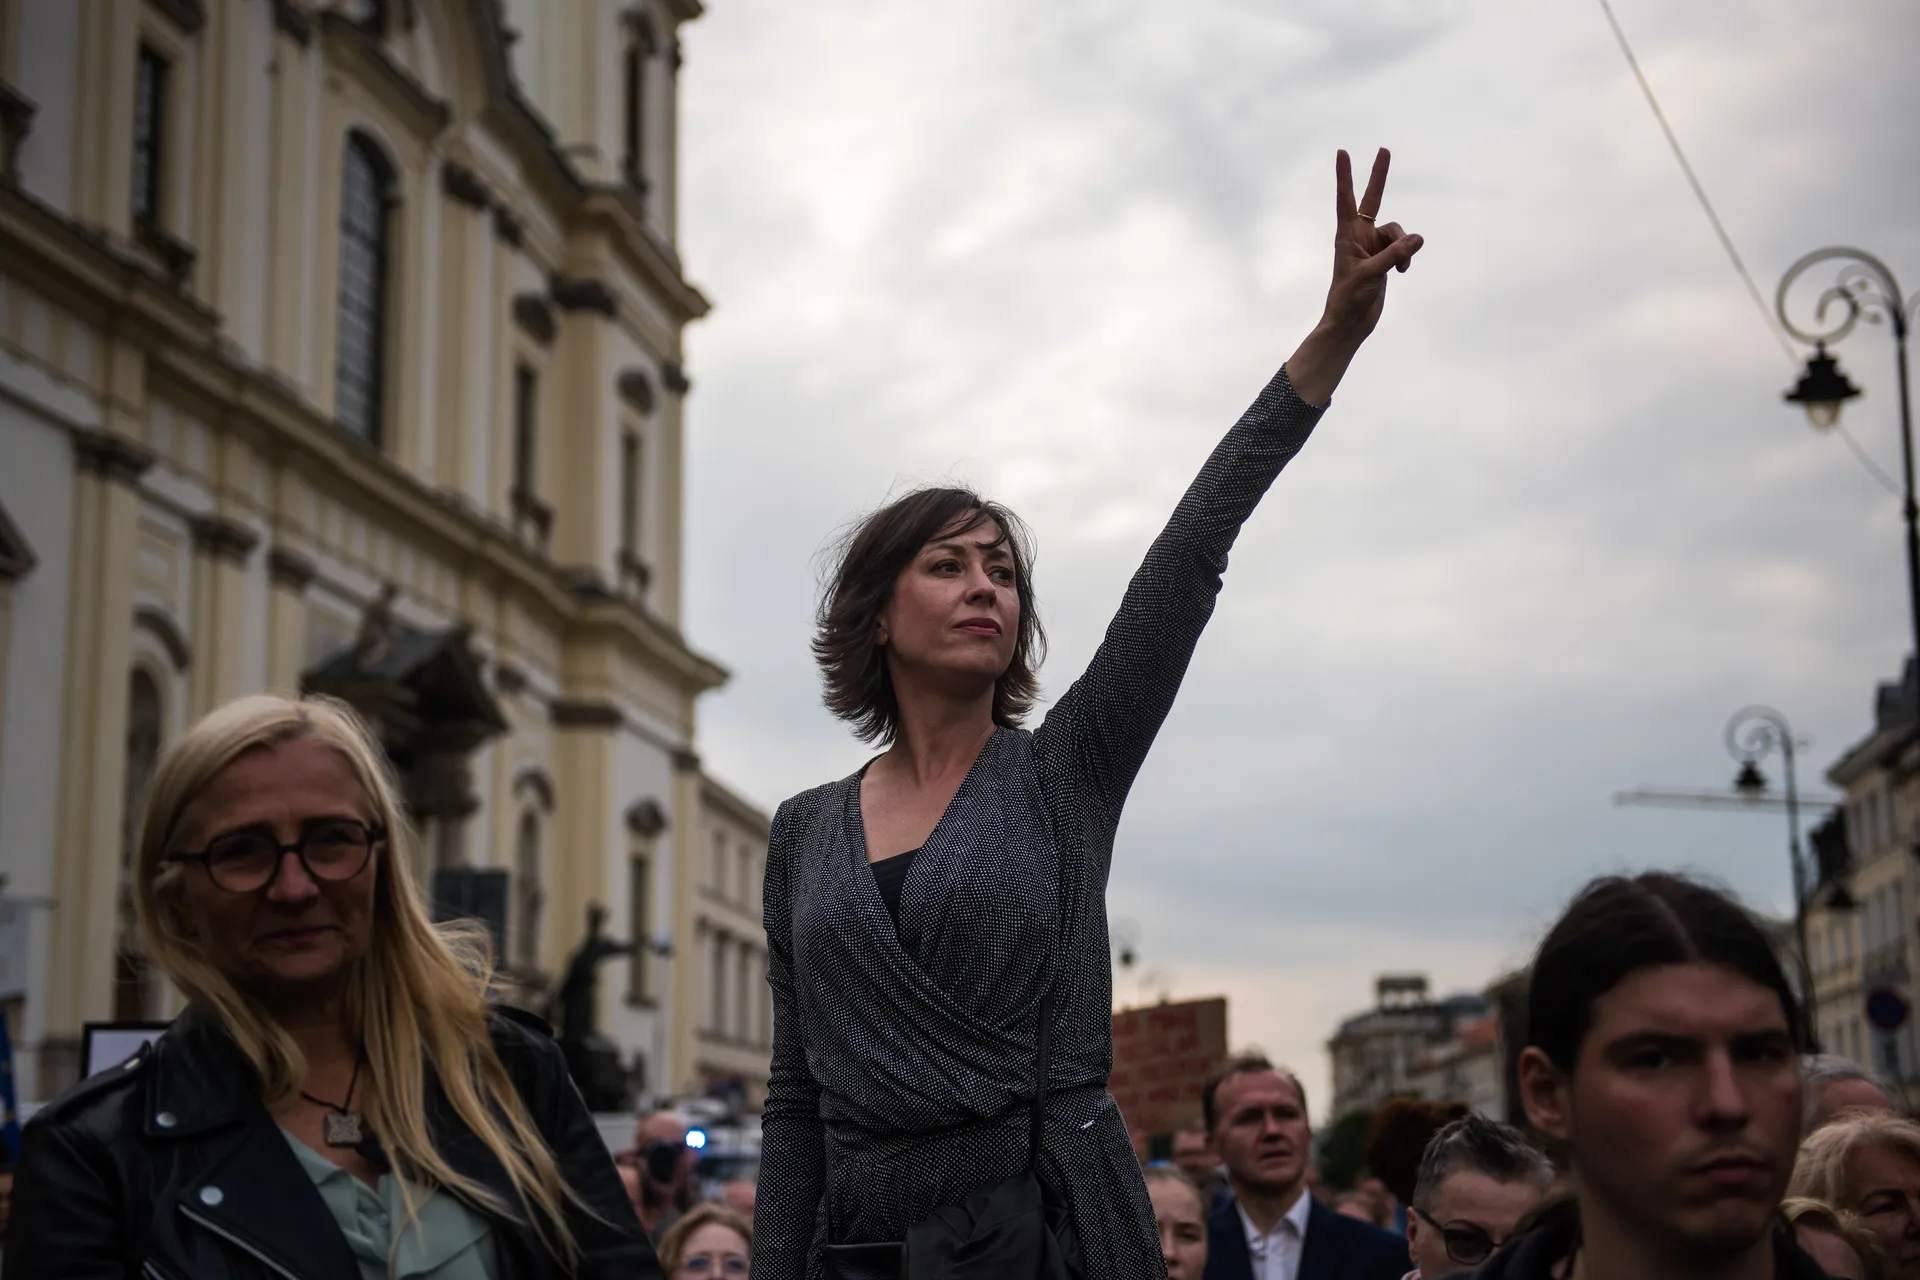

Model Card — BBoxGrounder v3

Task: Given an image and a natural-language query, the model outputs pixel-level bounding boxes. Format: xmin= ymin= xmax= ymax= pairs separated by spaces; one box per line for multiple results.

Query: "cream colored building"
xmin=1813 ymin=660 xmax=1920 ymax=1092
xmin=0 ymin=0 xmax=772 ymax=1108
xmin=666 ymin=769 xmax=772 ymax=1109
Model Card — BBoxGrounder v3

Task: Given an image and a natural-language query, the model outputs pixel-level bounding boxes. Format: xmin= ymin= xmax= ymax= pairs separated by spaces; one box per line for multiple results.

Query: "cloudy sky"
xmin=674 ymin=0 xmax=1920 ymax=1117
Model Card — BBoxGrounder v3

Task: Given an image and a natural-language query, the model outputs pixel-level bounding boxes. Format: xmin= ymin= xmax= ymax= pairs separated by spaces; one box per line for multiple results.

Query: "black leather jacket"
xmin=6 ymin=1004 xmax=663 ymax=1280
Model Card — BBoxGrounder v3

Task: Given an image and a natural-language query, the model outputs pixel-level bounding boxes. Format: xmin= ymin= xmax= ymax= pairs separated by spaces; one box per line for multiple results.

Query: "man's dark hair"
xmin=1202 ymin=1054 xmax=1307 ymax=1132
xmin=1527 ymin=872 xmax=1802 ymax=1072
xmin=813 ymin=487 xmax=1046 ymax=743
xmin=1410 ymin=1114 xmax=1553 ymax=1214
xmin=1365 ymin=1098 xmax=1470 ymax=1206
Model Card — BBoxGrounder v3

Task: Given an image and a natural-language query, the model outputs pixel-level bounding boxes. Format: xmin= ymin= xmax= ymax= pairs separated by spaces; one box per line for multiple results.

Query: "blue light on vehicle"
xmin=687 ymin=1128 xmax=709 ymax=1151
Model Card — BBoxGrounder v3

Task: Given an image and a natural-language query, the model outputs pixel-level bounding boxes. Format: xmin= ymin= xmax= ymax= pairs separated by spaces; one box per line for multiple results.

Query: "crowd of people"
xmin=1132 ymin=873 xmax=1920 ymax=1280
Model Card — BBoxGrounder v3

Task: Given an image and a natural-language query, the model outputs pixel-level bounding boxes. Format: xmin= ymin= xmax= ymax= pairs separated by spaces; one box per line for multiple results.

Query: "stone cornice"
xmin=573 ymin=187 xmax=712 ymax=324
xmin=550 ymin=698 xmax=622 ymax=730
xmin=441 ymin=160 xmax=491 ymax=211
xmin=317 ymin=11 xmax=451 ymax=142
xmin=72 ymin=430 xmax=157 ymax=485
xmin=266 ymin=544 xmax=317 ymax=591
xmin=492 ymin=206 xmax=524 ymax=247
xmin=189 ymin=513 xmax=260 ymax=565
xmin=511 ymin=294 xmax=556 ymax=346
xmin=271 ymin=0 xmax=314 ymax=46
xmin=625 ymin=797 xmax=669 ymax=838
xmin=0 ymin=500 xmax=36 ymax=581
xmin=616 ymin=369 xmax=656 ymax=415
xmin=150 ymin=0 xmax=208 ymax=36
xmin=550 ymin=275 xmax=618 ymax=318
xmin=661 ymin=362 xmax=690 ymax=396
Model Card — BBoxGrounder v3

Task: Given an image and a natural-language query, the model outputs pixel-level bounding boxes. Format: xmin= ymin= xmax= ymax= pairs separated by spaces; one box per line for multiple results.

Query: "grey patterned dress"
xmin=755 ymin=365 xmax=1327 ymax=1280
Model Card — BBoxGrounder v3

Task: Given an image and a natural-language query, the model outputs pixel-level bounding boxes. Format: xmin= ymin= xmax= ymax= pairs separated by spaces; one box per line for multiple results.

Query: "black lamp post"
xmin=1727 ymin=705 xmax=1816 ymax=1046
xmin=1776 ymin=249 xmax=1920 ymax=667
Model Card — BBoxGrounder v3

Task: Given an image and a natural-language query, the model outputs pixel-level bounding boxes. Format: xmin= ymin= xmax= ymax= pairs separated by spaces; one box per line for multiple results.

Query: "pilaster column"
xmin=265 ymin=544 xmax=315 ymax=694
xmin=186 ymin=513 xmax=259 ymax=715
xmin=47 ymin=426 xmax=155 ymax=1085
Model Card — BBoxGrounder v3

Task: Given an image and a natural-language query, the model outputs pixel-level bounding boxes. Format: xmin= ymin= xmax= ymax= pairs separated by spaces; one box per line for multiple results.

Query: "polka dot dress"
xmin=753 ymin=366 xmax=1327 ymax=1280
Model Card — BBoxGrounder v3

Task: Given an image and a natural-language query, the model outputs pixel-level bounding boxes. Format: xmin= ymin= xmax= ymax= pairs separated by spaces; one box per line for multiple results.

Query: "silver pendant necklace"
xmin=300 ymin=1057 xmax=366 ymax=1148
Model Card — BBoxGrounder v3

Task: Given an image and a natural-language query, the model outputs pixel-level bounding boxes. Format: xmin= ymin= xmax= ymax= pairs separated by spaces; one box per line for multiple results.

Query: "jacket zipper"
xmin=179 ymin=1205 xmax=304 ymax=1280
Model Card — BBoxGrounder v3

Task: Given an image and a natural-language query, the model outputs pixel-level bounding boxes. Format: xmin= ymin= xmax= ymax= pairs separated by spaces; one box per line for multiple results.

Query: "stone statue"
xmin=550 ymin=903 xmax=639 ymax=1112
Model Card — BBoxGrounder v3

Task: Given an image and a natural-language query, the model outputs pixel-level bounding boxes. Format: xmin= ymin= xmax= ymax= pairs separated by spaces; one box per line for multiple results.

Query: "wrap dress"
xmin=754 ymin=364 xmax=1327 ymax=1280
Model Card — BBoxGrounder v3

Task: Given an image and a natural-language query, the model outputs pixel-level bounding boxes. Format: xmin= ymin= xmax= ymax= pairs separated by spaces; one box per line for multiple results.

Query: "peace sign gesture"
xmin=1287 ymin=147 xmax=1424 ymax=405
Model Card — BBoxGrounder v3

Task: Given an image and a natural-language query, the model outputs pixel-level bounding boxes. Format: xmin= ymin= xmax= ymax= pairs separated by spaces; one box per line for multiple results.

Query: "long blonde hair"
xmin=136 ymin=693 xmax=581 ymax=1263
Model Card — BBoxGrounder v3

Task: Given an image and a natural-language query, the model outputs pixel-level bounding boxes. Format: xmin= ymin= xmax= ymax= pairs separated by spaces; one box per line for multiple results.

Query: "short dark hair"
xmin=1410 ymin=1114 xmax=1553 ymax=1213
xmin=1527 ymin=872 xmax=1802 ymax=1073
xmin=813 ymin=487 xmax=1046 ymax=743
xmin=1203 ymin=1054 xmax=1307 ymax=1133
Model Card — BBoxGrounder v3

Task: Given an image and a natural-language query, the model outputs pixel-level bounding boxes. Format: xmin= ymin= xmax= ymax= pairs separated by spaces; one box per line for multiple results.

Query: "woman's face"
xmin=167 ymin=736 xmax=380 ymax=1006
xmin=1845 ymin=1142 xmax=1920 ymax=1278
xmin=673 ymin=1222 xmax=749 ymax=1277
xmin=877 ymin=516 xmax=1019 ymax=692
xmin=1149 ymin=1177 xmax=1208 ymax=1280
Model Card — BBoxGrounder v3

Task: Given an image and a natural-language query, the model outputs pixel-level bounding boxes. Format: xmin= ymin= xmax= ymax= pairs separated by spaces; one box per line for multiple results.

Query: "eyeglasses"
xmin=677 ymin=1257 xmax=748 ymax=1276
xmin=1412 ymin=1206 xmax=1499 ymax=1267
xmin=171 ymin=819 xmax=382 ymax=894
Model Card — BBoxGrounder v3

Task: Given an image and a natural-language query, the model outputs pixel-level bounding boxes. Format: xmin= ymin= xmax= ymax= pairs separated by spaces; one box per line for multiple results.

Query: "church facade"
xmin=0 ymin=0 xmax=768 ymax=1108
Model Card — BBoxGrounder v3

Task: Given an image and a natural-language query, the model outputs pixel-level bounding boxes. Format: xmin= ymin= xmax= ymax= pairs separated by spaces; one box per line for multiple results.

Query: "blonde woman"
xmin=658 ymin=1203 xmax=752 ymax=1277
xmin=1789 ymin=1111 xmax=1920 ymax=1279
xmin=1780 ymin=1197 xmax=1886 ymax=1280
xmin=10 ymin=694 xmax=660 ymax=1279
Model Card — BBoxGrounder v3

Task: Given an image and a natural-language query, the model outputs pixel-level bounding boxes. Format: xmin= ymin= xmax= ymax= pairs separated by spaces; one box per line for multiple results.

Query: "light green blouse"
xmin=282 ymin=1129 xmax=500 ymax=1280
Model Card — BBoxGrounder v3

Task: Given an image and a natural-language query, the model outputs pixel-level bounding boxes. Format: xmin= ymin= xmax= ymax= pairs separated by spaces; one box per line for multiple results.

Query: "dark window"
xmin=513 ymin=363 xmax=538 ymax=495
xmin=116 ymin=669 xmax=163 ymax=1021
xmin=132 ymin=45 xmax=168 ymax=225
xmin=335 ymin=134 xmax=394 ymax=445
xmin=620 ymin=430 xmax=641 ymax=554
xmin=622 ymin=44 xmax=643 ymax=184
xmin=628 ymin=854 xmax=651 ymax=1001
xmin=514 ymin=812 xmax=543 ymax=971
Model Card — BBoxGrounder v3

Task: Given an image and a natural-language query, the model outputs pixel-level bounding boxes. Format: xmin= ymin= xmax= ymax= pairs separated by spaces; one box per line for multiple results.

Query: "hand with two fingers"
xmin=1287 ymin=146 xmax=1425 ymax=405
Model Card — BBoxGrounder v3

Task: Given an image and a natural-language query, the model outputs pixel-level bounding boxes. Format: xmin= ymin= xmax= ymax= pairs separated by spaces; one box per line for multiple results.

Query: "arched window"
xmin=622 ymin=14 xmax=656 ymax=189
xmin=514 ymin=810 xmax=544 ymax=971
xmin=335 ymin=133 xmax=395 ymax=445
xmin=116 ymin=669 xmax=163 ymax=1020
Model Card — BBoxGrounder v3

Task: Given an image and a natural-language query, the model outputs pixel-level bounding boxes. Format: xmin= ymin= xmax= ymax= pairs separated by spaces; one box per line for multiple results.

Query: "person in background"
xmin=1788 ymin=1111 xmax=1920 ymax=1279
xmin=1465 ymin=873 xmax=1824 ymax=1280
xmin=8 ymin=694 xmax=658 ymax=1279
xmin=720 ymin=1178 xmax=758 ymax=1219
xmin=1354 ymin=1173 xmax=1398 ymax=1230
xmin=1805 ymin=1054 xmax=1900 ymax=1134
xmin=1146 ymin=1164 xmax=1211 ymax=1280
xmin=1780 ymin=1197 xmax=1886 ymax=1280
xmin=659 ymin=1202 xmax=752 ymax=1278
xmin=1366 ymin=1098 xmax=1471 ymax=1232
xmin=1336 ymin=1194 xmax=1381 ymax=1223
xmin=1402 ymin=1115 xmax=1551 ymax=1280
xmin=1201 ymin=1054 xmax=1407 ymax=1280
xmin=635 ymin=1109 xmax=698 ymax=1243
xmin=1174 ymin=1125 xmax=1232 ymax=1209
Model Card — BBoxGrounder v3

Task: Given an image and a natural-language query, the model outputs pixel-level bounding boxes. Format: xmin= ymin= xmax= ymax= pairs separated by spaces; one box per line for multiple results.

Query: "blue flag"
xmin=0 ymin=1009 xmax=19 ymax=1162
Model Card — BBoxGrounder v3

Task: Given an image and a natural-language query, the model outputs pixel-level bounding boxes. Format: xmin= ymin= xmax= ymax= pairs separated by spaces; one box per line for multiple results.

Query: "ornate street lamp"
xmin=1727 ymin=705 xmax=1816 ymax=1046
xmin=1776 ymin=248 xmax=1920 ymax=666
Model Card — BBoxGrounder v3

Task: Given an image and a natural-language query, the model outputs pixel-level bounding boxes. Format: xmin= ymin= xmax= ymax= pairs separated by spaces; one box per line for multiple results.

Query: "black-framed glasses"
xmin=171 ymin=818 xmax=382 ymax=894
xmin=1412 ymin=1206 xmax=1499 ymax=1267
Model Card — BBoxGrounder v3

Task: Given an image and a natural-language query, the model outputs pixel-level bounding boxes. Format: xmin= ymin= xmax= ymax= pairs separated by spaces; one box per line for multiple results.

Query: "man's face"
xmin=1811 ymin=1077 xmax=1894 ymax=1132
xmin=1408 ymin=1171 xmax=1545 ymax=1277
xmin=1171 ymin=1129 xmax=1217 ymax=1187
xmin=1213 ymin=1070 xmax=1311 ymax=1197
xmin=1519 ymin=963 xmax=1801 ymax=1265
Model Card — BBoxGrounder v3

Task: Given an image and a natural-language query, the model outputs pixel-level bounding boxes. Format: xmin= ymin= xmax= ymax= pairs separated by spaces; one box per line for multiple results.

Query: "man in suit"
xmin=1202 ymin=1055 xmax=1407 ymax=1280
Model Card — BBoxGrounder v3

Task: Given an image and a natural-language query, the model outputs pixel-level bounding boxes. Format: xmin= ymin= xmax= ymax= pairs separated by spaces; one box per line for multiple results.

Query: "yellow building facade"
xmin=0 ymin=0 xmax=772 ymax=1108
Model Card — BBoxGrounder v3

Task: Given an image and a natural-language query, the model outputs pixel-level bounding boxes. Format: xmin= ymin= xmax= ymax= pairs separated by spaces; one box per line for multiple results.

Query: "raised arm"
xmin=750 ymin=803 xmax=826 ymax=1280
xmin=1037 ymin=148 xmax=1422 ymax=822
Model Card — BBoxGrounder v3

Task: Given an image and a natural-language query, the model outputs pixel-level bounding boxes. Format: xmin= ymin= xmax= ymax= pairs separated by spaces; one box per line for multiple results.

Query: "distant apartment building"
xmin=1326 ymin=974 xmax=1490 ymax=1121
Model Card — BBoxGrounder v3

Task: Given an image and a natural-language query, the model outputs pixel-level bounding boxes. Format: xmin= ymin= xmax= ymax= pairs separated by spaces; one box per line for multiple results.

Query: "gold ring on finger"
xmin=1356 ymin=212 xmax=1377 ymax=222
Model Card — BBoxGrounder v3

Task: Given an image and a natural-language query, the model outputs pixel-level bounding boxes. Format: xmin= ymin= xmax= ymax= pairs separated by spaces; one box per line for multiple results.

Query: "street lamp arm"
xmin=1725 ymin=705 xmax=1794 ymax=766
xmin=1777 ymin=247 xmax=1909 ymax=345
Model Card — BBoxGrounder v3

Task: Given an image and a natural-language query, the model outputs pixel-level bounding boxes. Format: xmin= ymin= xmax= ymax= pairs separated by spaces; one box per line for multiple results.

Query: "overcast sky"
xmin=674 ymin=0 xmax=1920 ymax=1118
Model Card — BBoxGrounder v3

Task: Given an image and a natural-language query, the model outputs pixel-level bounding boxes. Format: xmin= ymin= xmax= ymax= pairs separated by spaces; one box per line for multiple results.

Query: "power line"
xmin=1594 ymin=0 xmax=1900 ymax=497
